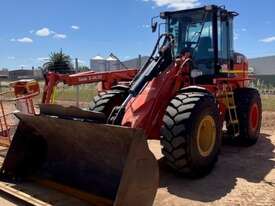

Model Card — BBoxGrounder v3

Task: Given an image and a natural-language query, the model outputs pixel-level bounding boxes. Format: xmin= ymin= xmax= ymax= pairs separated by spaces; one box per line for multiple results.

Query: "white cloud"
xmin=241 ymin=28 xmax=247 ymax=32
xmin=147 ymin=0 xmax=200 ymax=10
xmin=17 ymin=37 xmax=33 ymax=43
xmin=18 ymin=37 xmax=33 ymax=43
xmin=71 ymin=25 xmax=80 ymax=30
xmin=10 ymin=37 xmax=32 ymax=43
xmin=8 ymin=56 xmax=15 ymax=60
xmin=34 ymin=27 xmax=67 ymax=39
xmin=260 ymin=36 xmax=275 ymax=43
xmin=53 ymin=33 xmax=67 ymax=39
xmin=36 ymin=27 xmax=53 ymax=37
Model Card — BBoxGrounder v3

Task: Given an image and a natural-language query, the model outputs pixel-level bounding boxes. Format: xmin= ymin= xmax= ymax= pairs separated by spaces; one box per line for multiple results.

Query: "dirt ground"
xmin=0 ymin=104 xmax=275 ymax=205
xmin=151 ymin=111 xmax=275 ymax=206
xmin=151 ymin=130 xmax=275 ymax=206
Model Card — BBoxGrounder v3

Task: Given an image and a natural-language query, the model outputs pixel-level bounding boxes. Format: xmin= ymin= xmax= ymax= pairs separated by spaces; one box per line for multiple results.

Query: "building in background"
xmin=0 ymin=69 xmax=9 ymax=88
xmin=7 ymin=67 xmax=43 ymax=81
xmin=0 ymin=68 xmax=9 ymax=77
xmin=3 ymin=55 xmax=273 ymax=81
xmin=248 ymin=55 xmax=275 ymax=87
xmin=249 ymin=55 xmax=275 ymax=75
xmin=0 ymin=69 xmax=9 ymax=92
xmin=8 ymin=69 xmax=34 ymax=81
xmin=123 ymin=55 xmax=149 ymax=69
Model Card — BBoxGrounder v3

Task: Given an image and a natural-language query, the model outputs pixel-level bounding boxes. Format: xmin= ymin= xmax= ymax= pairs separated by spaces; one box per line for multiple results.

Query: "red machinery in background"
xmin=0 ymin=79 xmax=40 ymax=146
xmin=42 ymin=68 xmax=138 ymax=104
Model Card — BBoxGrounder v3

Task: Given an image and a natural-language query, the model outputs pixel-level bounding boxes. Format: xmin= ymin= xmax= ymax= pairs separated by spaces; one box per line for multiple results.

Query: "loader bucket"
xmin=0 ymin=112 xmax=159 ymax=206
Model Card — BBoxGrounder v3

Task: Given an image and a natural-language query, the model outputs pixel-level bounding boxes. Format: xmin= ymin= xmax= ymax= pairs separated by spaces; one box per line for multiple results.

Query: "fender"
xmin=111 ymin=84 xmax=130 ymax=92
xmin=179 ymin=85 xmax=211 ymax=94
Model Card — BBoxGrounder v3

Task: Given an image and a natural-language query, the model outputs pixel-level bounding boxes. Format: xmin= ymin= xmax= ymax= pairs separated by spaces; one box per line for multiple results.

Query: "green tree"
xmin=43 ymin=50 xmax=74 ymax=74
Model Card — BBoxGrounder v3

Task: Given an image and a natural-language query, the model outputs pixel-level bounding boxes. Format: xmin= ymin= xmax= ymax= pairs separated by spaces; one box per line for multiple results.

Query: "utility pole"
xmin=75 ymin=58 xmax=80 ymax=107
xmin=138 ymin=54 xmax=142 ymax=69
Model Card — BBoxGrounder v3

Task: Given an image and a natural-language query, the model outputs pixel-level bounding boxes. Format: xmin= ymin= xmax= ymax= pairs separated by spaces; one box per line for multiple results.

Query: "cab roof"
xmin=160 ymin=5 xmax=238 ymax=19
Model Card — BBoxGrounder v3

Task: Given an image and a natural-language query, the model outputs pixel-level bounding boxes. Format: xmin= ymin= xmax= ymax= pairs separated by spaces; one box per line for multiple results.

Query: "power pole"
xmin=138 ymin=54 xmax=142 ymax=69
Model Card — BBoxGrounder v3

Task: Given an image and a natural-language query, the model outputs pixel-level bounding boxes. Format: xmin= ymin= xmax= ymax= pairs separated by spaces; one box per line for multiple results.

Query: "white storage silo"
xmin=106 ymin=56 xmax=120 ymax=71
xmin=90 ymin=55 xmax=106 ymax=72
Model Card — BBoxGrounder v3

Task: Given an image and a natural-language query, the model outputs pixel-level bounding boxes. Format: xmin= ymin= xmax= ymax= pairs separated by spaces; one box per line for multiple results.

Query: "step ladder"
xmin=223 ymin=86 xmax=240 ymax=137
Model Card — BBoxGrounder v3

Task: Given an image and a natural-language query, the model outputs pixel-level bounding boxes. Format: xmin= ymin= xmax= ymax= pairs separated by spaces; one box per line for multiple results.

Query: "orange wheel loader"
xmin=0 ymin=5 xmax=261 ymax=206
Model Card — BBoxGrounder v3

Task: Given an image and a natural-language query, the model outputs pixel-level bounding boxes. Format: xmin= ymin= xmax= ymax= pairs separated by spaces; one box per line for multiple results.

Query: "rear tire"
xmin=161 ymin=92 xmax=221 ymax=177
xmin=227 ymin=88 xmax=262 ymax=145
xmin=89 ymin=90 xmax=127 ymax=117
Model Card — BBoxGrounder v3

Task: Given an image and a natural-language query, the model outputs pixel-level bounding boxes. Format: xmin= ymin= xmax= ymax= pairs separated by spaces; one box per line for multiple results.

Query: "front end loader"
xmin=1 ymin=4 xmax=262 ymax=206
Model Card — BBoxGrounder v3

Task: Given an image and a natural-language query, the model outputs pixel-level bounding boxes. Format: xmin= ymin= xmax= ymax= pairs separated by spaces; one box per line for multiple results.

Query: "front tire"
xmin=89 ymin=90 xmax=127 ymax=118
xmin=161 ymin=92 xmax=221 ymax=177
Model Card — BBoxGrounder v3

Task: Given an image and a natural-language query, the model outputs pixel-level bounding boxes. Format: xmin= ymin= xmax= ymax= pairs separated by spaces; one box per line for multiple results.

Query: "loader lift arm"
xmin=112 ymin=33 xmax=175 ymax=124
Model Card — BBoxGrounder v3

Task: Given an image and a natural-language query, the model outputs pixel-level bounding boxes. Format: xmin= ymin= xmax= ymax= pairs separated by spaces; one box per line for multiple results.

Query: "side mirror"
xmin=151 ymin=22 xmax=158 ymax=33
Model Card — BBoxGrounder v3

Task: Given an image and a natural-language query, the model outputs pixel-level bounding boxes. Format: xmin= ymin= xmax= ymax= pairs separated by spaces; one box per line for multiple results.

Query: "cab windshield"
xmin=167 ymin=9 xmax=214 ymax=75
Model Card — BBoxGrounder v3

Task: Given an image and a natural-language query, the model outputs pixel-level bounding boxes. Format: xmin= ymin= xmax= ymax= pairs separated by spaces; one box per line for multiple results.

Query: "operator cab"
xmin=160 ymin=5 xmax=237 ymax=83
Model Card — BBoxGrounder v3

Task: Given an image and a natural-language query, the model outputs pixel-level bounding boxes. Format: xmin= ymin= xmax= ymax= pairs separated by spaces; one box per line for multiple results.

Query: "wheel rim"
xmin=197 ymin=115 xmax=216 ymax=157
xmin=250 ymin=103 xmax=259 ymax=131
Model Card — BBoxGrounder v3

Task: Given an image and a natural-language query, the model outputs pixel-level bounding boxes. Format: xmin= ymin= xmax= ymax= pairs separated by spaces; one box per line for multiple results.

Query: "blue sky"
xmin=0 ymin=0 xmax=274 ymax=69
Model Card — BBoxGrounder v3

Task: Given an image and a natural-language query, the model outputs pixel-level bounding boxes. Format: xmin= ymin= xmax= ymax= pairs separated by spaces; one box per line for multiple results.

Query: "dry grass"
xmin=261 ymin=95 xmax=275 ymax=111
xmin=53 ymin=84 xmax=97 ymax=102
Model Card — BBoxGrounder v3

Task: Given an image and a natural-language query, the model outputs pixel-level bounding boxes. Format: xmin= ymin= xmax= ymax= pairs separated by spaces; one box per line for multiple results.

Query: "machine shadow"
xmin=158 ymin=133 xmax=275 ymax=202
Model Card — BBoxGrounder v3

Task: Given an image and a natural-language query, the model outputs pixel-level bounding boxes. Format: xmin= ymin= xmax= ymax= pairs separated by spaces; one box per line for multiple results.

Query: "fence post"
xmin=75 ymin=58 xmax=80 ymax=107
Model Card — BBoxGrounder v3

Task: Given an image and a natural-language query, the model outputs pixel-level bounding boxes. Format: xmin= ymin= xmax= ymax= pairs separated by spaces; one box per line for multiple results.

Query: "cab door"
xmin=217 ymin=11 xmax=234 ymax=71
